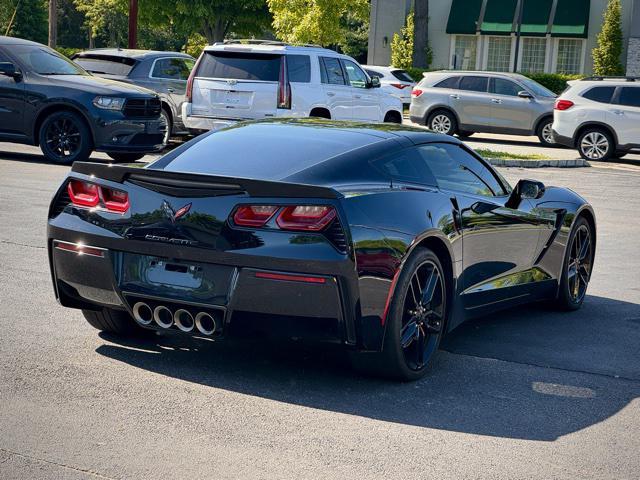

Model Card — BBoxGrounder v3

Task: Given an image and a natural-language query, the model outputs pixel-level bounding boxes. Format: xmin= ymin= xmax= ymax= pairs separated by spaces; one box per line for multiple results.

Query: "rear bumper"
xmin=551 ymin=129 xmax=574 ymax=148
xmin=48 ymin=224 xmax=355 ymax=345
xmin=94 ymin=117 xmax=167 ymax=153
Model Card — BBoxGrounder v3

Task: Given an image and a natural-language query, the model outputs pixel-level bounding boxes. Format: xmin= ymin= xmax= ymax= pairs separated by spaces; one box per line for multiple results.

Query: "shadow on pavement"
xmin=95 ymin=294 xmax=640 ymax=441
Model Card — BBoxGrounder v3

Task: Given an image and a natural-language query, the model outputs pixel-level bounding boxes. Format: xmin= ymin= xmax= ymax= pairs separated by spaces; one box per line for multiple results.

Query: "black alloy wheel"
xmin=39 ymin=111 xmax=92 ymax=164
xmin=557 ymin=217 xmax=594 ymax=310
xmin=399 ymin=258 xmax=446 ymax=372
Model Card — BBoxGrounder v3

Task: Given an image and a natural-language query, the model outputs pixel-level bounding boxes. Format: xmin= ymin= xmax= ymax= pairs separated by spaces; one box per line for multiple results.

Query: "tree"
xmin=268 ymin=0 xmax=368 ymax=47
xmin=49 ymin=0 xmax=57 ymax=47
xmin=412 ymin=0 xmax=429 ymax=68
xmin=391 ymin=11 xmax=413 ymax=69
xmin=2 ymin=0 xmax=48 ymax=43
xmin=75 ymin=0 xmax=129 ymax=47
xmin=592 ymin=0 xmax=624 ymax=76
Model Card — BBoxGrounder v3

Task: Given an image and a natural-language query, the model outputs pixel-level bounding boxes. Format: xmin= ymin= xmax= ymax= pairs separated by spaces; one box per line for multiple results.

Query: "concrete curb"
xmin=487 ymin=158 xmax=590 ymax=168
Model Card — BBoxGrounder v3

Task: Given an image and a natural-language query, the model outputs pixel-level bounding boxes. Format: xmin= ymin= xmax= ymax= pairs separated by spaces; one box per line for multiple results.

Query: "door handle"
xmin=327 ymin=92 xmax=336 ymax=97
xmin=612 ymin=110 xmax=625 ymax=115
xmin=354 ymin=94 xmax=362 ymax=99
xmin=491 ymin=98 xmax=502 ymax=104
xmin=167 ymin=88 xmax=175 ymax=93
xmin=449 ymin=94 xmax=460 ymax=99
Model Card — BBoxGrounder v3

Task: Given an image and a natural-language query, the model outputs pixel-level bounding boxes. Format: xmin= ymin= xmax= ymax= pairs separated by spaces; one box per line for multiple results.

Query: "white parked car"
xmin=183 ymin=41 xmax=403 ymax=131
xmin=362 ymin=65 xmax=416 ymax=105
xmin=552 ymin=76 xmax=640 ymax=161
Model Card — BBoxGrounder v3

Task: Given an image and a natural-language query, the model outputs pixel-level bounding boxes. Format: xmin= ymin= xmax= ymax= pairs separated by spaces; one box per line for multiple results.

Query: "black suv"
xmin=0 ymin=36 xmax=166 ymax=164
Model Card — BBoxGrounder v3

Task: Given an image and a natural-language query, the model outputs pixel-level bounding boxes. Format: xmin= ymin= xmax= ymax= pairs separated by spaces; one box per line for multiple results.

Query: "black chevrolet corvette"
xmin=47 ymin=119 xmax=596 ymax=380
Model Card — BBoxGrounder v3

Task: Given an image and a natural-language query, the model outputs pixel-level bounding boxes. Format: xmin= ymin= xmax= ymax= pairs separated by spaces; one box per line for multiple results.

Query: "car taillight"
xmin=277 ymin=56 xmax=291 ymax=109
xmin=185 ymin=53 xmax=203 ymax=103
xmin=554 ymin=99 xmax=574 ymax=111
xmin=276 ymin=206 xmax=336 ymax=231
xmin=233 ymin=205 xmax=278 ymax=227
xmin=67 ymin=180 xmax=129 ymax=213
xmin=101 ymin=186 xmax=129 ymax=213
xmin=67 ymin=180 xmax=99 ymax=208
xmin=411 ymin=88 xmax=423 ymax=97
xmin=391 ymin=83 xmax=408 ymax=89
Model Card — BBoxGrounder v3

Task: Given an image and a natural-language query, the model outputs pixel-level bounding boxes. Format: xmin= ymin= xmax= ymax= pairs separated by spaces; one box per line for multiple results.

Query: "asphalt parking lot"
xmin=1 ymin=142 xmax=639 ymax=479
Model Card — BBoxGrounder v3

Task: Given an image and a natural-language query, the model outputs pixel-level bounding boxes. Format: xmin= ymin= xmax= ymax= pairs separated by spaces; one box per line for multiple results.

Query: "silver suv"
xmin=409 ymin=71 xmax=557 ymax=145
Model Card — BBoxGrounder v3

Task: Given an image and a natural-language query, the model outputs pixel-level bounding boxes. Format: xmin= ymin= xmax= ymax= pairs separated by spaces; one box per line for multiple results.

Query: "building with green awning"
xmin=367 ymin=0 xmax=639 ymax=75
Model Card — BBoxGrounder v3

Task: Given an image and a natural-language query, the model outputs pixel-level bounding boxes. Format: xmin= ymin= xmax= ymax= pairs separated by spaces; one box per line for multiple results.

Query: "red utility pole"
xmin=128 ymin=0 xmax=138 ymax=49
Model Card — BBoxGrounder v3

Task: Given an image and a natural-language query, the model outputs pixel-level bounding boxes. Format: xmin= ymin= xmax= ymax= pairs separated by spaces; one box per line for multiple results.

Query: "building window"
xmin=520 ymin=38 xmax=546 ymax=73
xmin=556 ymin=39 xmax=583 ymax=74
xmin=453 ymin=35 xmax=477 ymax=70
xmin=487 ymin=37 xmax=512 ymax=72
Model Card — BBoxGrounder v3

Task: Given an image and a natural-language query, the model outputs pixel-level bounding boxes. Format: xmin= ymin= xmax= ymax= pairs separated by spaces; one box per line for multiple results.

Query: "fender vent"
xmin=325 ymin=220 xmax=348 ymax=254
xmin=49 ymin=184 xmax=71 ymax=218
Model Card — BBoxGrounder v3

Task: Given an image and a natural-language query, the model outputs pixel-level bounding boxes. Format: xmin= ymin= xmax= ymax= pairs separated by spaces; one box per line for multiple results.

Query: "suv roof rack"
xmin=216 ymin=39 xmax=323 ymax=48
xmin=581 ymin=76 xmax=639 ymax=82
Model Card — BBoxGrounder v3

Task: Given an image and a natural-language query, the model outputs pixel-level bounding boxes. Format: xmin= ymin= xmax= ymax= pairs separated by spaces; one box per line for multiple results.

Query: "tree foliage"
xmin=592 ymin=0 xmax=624 ymax=76
xmin=1 ymin=0 xmax=48 ymax=43
xmin=268 ymin=0 xmax=368 ymax=47
xmin=391 ymin=11 xmax=413 ymax=69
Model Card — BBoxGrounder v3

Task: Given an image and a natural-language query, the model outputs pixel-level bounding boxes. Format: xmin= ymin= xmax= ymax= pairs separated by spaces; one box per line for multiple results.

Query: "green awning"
xmin=520 ymin=0 xmax=553 ymax=36
xmin=481 ymin=0 xmax=518 ymax=35
xmin=446 ymin=0 xmax=483 ymax=34
xmin=551 ymin=0 xmax=590 ymax=38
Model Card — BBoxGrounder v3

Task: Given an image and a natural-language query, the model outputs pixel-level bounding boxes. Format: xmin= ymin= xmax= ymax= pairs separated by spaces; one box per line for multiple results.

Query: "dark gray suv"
xmin=0 ymin=37 xmax=165 ymax=164
xmin=409 ymin=71 xmax=557 ymax=145
xmin=73 ymin=50 xmax=195 ymax=145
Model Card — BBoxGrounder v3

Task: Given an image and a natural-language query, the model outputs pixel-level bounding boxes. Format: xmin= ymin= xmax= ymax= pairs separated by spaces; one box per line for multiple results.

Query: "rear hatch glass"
xmin=73 ymin=55 xmax=137 ymax=76
xmin=198 ymin=51 xmax=281 ymax=81
xmin=391 ymin=70 xmax=415 ymax=83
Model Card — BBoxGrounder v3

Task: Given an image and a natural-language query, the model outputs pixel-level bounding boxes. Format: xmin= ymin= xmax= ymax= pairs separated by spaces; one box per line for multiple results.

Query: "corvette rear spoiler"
xmin=70 ymin=162 xmax=342 ymax=199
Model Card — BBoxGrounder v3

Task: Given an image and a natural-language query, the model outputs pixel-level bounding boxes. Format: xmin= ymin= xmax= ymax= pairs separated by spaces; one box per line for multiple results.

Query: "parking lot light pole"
xmin=128 ymin=0 xmax=138 ymax=49
xmin=513 ymin=0 xmax=524 ymax=72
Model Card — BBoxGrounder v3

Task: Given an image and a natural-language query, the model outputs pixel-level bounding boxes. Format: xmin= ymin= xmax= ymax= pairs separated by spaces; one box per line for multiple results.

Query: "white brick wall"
xmin=627 ymin=37 xmax=640 ymax=76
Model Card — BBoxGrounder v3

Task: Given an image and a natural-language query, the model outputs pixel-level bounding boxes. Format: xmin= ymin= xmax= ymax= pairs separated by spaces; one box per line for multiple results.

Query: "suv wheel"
xmin=536 ymin=118 xmax=555 ymax=146
xmin=577 ymin=128 xmax=614 ymax=161
xmin=427 ymin=110 xmax=456 ymax=136
xmin=39 ymin=111 xmax=93 ymax=165
xmin=160 ymin=109 xmax=172 ymax=147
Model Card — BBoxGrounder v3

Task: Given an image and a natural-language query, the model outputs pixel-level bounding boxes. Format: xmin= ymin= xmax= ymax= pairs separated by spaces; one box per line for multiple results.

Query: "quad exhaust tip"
xmin=132 ymin=302 xmax=153 ymax=326
xmin=153 ymin=305 xmax=174 ymax=329
xmin=174 ymin=309 xmax=195 ymax=332
xmin=195 ymin=312 xmax=216 ymax=336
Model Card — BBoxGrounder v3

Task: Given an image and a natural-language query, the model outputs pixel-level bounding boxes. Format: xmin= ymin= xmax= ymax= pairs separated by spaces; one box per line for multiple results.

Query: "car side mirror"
xmin=518 ymin=90 xmax=533 ymax=99
xmin=506 ymin=179 xmax=545 ymax=208
xmin=0 ymin=62 xmax=20 ymax=80
xmin=369 ymin=76 xmax=381 ymax=88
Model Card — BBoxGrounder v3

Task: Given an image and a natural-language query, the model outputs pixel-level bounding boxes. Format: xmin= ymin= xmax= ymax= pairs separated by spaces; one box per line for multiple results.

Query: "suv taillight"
xmin=277 ymin=56 xmax=291 ymax=109
xmin=554 ymin=99 xmax=574 ymax=111
xmin=186 ymin=53 xmax=203 ymax=103
xmin=67 ymin=180 xmax=129 ymax=213
xmin=412 ymin=88 xmax=423 ymax=97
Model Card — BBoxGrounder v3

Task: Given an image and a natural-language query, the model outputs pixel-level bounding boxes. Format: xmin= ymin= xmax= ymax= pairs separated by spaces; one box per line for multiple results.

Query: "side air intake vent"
xmin=325 ymin=220 xmax=348 ymax=254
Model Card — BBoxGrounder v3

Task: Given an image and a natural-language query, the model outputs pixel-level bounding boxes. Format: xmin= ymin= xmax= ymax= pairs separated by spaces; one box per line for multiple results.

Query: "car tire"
xmin=39 ymin=111 xmax=93 ymax=165
xmin=427 ymin=110 xmax=457 ymax=136
xmin=536 ymin=118 xmax=555 ymax=146
xmin=82 ymin=308 xmax=151 ymax=337
xmin=457 ymin=130 xmax=474 ymax=139
xmin=160 ymin=108 xmax=172 ymax=147
xmin=350 ymin=247 xmax=448 ymax=381
xmin=383 ymin=111 xmax=402 ymax=124
xmin=577 ymin=128 xmax=614 ymax=161
xmin=107 ymin=152 xmax=145 ymax=162
xmin=555 ymin=217 xmax=594 ymax=311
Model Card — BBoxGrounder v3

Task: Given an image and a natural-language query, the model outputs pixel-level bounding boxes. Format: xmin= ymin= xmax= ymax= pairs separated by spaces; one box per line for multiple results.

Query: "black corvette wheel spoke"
xmin=45 ymin=118 xmax=81 ymax=159
xmin=401 ymin=260 xmax=445 ymax=371
xmin=566 ymin=224 xmax=592 ymax=303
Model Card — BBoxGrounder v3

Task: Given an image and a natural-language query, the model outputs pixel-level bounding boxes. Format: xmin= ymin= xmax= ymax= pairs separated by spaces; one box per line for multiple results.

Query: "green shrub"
xmin=522 ymin=73 xmax=584 ymax=94
xmin=390 ymin=12 xmax=414 ymax=70
xmin=592 ymin=0 xmax=625 ymax=76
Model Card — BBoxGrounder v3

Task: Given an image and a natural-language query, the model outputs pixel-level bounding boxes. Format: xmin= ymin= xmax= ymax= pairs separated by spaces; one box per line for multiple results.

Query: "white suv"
xmin=183 ymin=41 xmax=403 ymax=131
xmin=552 ymin=77 xmax=640 ymax=161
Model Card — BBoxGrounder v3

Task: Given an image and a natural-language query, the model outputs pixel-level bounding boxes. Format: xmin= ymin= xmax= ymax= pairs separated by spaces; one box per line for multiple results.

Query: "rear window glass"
xmin=434 ymin=76 xmax=460 ymax=88
xmin=286 ymin=54 xmax=311 ymax=83
xmin=459 ymin=76 xmax=488 ymax=92
xmin=391 ymin=70 xmax=414 ymax=82
xmin=156 ymin=122 xmax=376 ymax=179
xmin=370 ymin=148 xmax=437 ymax=187
xmin=151 ymin=57 xmax=194 ymax=80
xmin=618 ymin=87 xmax=640 ymax=107
xmin=582 ymin=86 xmax=615 ymax=103
xmin=74 ymin=55 xmax=137 ymax=76
xmin=365 ymin=69 xmax=383 ymax=79
xmin=197 ymin=52 xmax=281 ymax=81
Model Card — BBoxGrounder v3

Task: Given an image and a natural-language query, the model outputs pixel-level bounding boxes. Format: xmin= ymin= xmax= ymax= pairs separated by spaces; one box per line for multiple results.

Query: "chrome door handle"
xmin=354 ymin=94 xmax=362 ymax=99
xmin=450 ymin=94 xmax=460 ymax=99
xmin=491 ymin=98 xmax=502 ymax=104
xmin=327 ymin=92 xmax=336 ymax=97
xmin=167 ymin=88 xmax=175 ymax=93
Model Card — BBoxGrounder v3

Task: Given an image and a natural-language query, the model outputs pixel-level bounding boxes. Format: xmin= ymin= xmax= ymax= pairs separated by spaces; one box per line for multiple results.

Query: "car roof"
xmin=204 ymin=43 xmax=341 ymax=56
xmin=0 ymin=36 xmax=43 ymax=47
xmin=361 ymin=65 xmax=402 ymax=72
xmin=74 ymin=49 xmax=194 ymax=60
xmin=427 ymin=70 xmax=529 ymax=80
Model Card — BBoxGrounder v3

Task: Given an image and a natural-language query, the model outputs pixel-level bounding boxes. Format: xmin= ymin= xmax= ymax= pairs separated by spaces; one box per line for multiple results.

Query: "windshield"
xmin=11 ymin=45 xmax=86 ymax=75
xmin=519 ymin=77 xmax=556 ymax=98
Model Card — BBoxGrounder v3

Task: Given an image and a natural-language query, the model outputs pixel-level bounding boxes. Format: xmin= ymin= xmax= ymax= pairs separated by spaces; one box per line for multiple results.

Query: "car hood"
xmin=45 ymin=74 xmax=156 ymax=97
